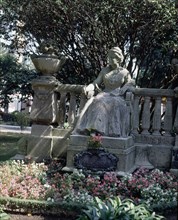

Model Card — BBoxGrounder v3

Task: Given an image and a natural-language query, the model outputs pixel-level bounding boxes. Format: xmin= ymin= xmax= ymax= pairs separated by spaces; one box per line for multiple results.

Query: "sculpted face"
xmin=108 ymin=47 xmax=123 ymax=69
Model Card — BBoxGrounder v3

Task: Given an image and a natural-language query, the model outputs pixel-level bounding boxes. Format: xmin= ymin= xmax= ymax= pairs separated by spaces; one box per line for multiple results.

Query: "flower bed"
xmin=0 ymin=160 xmax=177 ymax=218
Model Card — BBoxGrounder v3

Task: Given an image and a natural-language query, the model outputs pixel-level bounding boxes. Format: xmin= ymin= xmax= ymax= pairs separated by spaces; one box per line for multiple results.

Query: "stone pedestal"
xmin=27 ymin=124 xmax=70 ymax=162
xmin=27 ymin=76 xmax=68 ymax=162
xmin=63 ymin=135 xmax=136 ymax=173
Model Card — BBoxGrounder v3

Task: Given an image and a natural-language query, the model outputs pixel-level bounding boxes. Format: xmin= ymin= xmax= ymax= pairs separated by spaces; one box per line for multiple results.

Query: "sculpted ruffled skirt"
xmin=73 ymin=92 xmax=131 ymax=137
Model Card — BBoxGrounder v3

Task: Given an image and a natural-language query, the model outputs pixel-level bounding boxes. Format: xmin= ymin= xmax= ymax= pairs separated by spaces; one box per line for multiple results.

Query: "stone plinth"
xmin=27 ymin=124 xmax=70 ymax=162
xmin=63 ymin=135 xmax=136 ymax=173
xmin=30 ymin=76 xmax=59 ymax=125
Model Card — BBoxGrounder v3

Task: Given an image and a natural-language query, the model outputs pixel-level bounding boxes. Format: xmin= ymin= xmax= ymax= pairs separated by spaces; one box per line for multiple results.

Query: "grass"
xmin=0 ymin=133 xmax=25 ymax=161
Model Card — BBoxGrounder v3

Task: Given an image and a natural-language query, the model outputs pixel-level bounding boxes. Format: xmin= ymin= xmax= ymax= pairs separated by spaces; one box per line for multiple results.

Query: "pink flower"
xmin=88 ymin=134 xmax=102 ymax=148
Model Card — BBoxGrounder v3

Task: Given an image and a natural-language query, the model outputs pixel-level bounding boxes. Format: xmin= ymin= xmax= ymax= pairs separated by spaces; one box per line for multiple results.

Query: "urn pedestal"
xmin=30 ymin=76 xmax=58 ymax=125
xmin=27 ymin=54 xmax=67 ymax=161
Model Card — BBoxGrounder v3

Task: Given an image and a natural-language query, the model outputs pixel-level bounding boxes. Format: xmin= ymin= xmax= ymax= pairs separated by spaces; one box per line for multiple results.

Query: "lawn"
xmin=0 ymin=133 xmax=25 ymax=161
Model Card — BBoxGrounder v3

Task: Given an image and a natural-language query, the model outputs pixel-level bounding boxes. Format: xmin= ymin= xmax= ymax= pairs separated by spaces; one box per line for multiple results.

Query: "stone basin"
xmin=31 ymin=54 xmax=62 ymax=75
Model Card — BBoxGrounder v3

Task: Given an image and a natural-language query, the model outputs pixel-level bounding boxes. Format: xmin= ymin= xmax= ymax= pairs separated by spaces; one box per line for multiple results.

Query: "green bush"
xmin=12 ymin=111 xmax=30 ymax=129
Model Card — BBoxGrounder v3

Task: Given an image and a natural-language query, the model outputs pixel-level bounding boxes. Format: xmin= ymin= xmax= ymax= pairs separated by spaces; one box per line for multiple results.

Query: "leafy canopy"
xmin=0 ymin=0 xmax=178 ymax=88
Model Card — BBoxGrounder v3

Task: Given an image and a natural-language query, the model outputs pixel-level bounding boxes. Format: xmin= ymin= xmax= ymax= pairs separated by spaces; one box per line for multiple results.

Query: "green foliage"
xmin=0 ymin=206 xmax=10 ymax=220
xmin=0 ymin=0 xmax=177 ymax=88
xmin=0 ymin=134 xmax=21 ymax=161
xmin=12 ymin=111 xmax=30 ymax=129
xmin=0 ymin=53 xmax=37 ymax=109
xmin=78 ymin=196 xmax=164 ymax=220
xmin=87 ymin=134 xmax=102 ymax=148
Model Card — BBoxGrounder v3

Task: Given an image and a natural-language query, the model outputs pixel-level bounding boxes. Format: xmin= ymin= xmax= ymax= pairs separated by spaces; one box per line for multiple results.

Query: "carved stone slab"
xmin=74 ymin=148 xmax=118 ymax=172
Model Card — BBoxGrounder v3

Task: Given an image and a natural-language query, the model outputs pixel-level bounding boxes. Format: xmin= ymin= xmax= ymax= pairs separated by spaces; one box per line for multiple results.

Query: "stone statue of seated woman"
xmin=72 ymin=47 xmax=135 ymax=137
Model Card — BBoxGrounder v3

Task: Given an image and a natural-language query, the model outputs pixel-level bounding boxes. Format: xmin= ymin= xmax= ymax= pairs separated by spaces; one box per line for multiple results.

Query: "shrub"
xmin=77 ymin=196 xmax=164 ymax=220
xmin=12 ymin=111 xmax=30 ymax=129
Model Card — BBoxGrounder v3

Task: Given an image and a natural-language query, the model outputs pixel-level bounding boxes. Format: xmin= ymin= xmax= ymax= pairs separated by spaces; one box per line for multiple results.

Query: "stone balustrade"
xmin=55 ymin=86 xmax=178 ymax=142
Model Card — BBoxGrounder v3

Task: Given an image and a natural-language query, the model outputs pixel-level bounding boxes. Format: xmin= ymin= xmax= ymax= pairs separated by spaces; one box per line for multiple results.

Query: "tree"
xmin=0 ymin=53 xmax=37 ymax=112
xmin=0 ymin=0 xmax=178 ymax=88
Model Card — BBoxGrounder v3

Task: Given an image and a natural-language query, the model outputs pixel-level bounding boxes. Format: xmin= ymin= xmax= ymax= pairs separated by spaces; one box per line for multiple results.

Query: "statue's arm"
xmin=120 ymin=70 xmax=135 ymax=95
xmin=84 ymin=69 xmax=105 ymax=97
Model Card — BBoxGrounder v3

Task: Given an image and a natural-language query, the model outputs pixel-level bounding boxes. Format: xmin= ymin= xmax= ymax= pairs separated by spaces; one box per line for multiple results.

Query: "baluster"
xmin=141 ymin=96 xmax=151 ymax=135
xmin=68 ymin=92 xmax=77 ymax=127
xmin=58 ymin=92 xmax=66 ymax=128
xmin=163 ymin=97 xmax=173 ymax=136
xmin=132 ymin=95 xmax=140 ymax=134
xmin=152 ymin=97 xmax=162 ymax=135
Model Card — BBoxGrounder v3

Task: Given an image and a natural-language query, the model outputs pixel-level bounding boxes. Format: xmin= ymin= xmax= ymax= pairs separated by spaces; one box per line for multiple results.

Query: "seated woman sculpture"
xmin=73 ymin=47 xmax=135 ymax=137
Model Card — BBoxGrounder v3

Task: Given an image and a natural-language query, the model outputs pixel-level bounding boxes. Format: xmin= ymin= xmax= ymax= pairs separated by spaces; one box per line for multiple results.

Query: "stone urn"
xmin=31 ymin=54 xmax=66 ymax=76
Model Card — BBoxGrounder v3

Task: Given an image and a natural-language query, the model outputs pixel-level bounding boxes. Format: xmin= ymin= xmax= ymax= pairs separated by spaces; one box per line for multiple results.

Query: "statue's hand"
xmin=119 ymin=85 xmax=135 ymax=96
xmin=83 ymin=84 xmax=95 ymax=98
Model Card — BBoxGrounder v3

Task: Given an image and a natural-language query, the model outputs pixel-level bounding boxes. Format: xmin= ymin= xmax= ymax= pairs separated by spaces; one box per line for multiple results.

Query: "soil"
xmin=163 ymin=210 xmax=178 ymax=220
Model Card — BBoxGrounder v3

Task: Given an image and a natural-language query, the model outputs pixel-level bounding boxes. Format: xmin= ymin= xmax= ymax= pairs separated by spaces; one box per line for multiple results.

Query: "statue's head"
xmin=108 ymin=47 xmax=124 ymax=68
xmin=108 ymin=47 xmax=124 ymax=62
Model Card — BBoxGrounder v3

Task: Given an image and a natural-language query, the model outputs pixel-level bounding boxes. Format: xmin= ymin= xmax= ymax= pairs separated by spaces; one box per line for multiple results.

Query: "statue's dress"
xmin=73 ymin=67 xmax=133 ymax=137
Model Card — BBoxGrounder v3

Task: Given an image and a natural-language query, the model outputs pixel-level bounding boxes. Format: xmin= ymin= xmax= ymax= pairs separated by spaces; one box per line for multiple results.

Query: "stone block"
xmin=52 ymin=137 xmax=69 ymax=158
xmin=109 ymin=146 xmax=136 ymax=172
xmin=135 ymin=144 xmax=172 ymax=169
xmin=27 ymin=135 xmax=52 ymax=162
xmin=102 ymin=136 xmax=134 ymax=149
xmin=52 ymin=128 xmax=71 ymax=137
xmin=31 ymin=124 xmax=53 ymax=136
xmin=69 ymin=135 xmax=89 ymax=146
